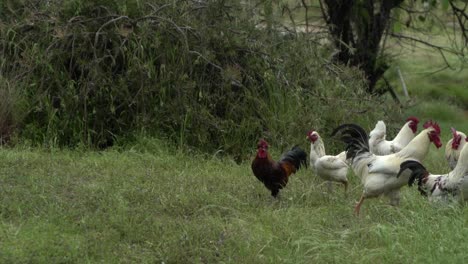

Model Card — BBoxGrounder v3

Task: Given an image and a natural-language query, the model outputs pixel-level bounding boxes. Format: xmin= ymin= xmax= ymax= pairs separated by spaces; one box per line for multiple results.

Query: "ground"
xmin=1 ymin=135 xmax=468 ymax=263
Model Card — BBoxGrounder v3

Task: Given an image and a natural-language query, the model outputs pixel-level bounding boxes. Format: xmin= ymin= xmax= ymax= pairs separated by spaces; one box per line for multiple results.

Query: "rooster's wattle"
xmin=445 ymin=128 xmax=467 ymax=170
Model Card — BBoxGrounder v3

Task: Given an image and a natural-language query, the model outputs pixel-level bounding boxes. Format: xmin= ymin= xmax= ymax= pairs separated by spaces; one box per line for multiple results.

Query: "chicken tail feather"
xmin=398 ymin=160 xmax=429 ymax=192
xmin=279 ymin=146 xmax=308 ymax=175
xmin=374 ymin=121 xmax=386 ymax=133
xmin=331 ymin=124 xmax=370 ymax=161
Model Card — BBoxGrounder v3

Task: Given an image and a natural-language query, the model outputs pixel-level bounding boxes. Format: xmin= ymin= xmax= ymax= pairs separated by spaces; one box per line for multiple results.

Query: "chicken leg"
xmin=342 ymin=181 xmax=348 ymax=197
xmin=271 ymin=189 xmax=279 ymax=198
xmin=354 ymin=195 xmax=365 ymax=216
xmin=342 ymin=181 xmax=348 ymax=193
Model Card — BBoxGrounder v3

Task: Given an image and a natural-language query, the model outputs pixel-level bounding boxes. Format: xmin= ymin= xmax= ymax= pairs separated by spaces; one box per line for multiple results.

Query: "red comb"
xmin=423 ymin=120 xmax=441 ymax=135
xmin=406 ymin=116 xmax=419 ymax=124
xmin=451 ymin=127 xmax=458 ymax=138
xmin=307 ymin=129 xmax=315 ymax=136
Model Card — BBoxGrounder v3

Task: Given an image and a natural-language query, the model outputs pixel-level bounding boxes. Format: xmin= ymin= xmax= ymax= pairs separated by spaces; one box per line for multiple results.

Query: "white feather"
xmin=309 ymin=132 xmax=349 ymax=187
xmin=353 ymin=127 xmax=437 ymax=202
xmin=415 ymin=143 xmax=468 ymax=202
xmin=369 ymin=120 xmax=417 ymax=155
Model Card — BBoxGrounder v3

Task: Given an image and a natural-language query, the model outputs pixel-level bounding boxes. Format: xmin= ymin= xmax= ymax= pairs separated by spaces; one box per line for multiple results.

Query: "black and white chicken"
xmin=332 ymin=121 xmax=442 ymax=215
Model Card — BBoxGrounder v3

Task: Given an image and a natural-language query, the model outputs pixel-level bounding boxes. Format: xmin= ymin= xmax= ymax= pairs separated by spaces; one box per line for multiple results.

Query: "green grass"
xmin=386 ymin=33 xmax=468 ymax=108
xmin=1 ymin=137 xmax=468 ymax=263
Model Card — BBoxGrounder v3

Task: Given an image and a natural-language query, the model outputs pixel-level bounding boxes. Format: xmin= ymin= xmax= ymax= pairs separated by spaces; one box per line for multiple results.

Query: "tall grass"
xmin=0 ymin=0 xmax=397 ymax=156
xmin=0 ymin=77 xmax=21 ymax=144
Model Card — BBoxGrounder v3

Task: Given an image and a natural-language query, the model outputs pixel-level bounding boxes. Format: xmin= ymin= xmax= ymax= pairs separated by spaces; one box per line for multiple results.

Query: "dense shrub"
xmin=0 ymin=0 xmax=398 ymax=158
xmin=0 ymin=86 xmax=14 ymax=144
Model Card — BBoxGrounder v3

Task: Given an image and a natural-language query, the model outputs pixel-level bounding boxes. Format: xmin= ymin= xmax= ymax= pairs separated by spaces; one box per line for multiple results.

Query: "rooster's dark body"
xmin=252 ymin=141 xmax=307 ymax=197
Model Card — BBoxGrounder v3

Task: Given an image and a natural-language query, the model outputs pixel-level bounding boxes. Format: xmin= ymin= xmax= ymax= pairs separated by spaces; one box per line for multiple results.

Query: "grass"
xmin=1 ymin=136 xmax=468 ymax=263
xmin=386 ymin=33 xmax=468 ymax=108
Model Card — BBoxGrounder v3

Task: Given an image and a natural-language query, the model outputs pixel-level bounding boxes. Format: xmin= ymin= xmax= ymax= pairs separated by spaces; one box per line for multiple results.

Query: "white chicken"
xmin=445 ymin=128 xmax=467 ymax=170
xmin=306 ymin=130 xmax=349 ymax=193
xmin=369 ymin=117 xmax=419 ymax=155
xmin=332 ymin=120 xmax=442 ymax=215
xmin=398 ymin=138 xmax=468 ymax=202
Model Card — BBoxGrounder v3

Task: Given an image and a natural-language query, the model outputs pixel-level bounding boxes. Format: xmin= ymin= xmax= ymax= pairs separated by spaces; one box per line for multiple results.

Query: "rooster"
xmin=398 ymin=138 xmax=468 ymax=202
xmin=306 ymin=130 xmax=349 ymax=193
xmin=332 ymin=120 xmax=442 ymax=215
xmin=445 ymin=128 xmax=467 ymax=170
xmin=251 ymin=139 xmax=308 ymax=197
xmin=369 ymin=117 xmax=419 ymax=155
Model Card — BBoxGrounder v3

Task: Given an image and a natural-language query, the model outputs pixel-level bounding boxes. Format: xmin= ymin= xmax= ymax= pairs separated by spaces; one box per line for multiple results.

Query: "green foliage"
xmin=0 ymin=0 xmax=393 ymax=156
xmin=0 ymin=86 xmax=14 ymax=144
xmin=441 ymin=0 xmax=450 ymax=11
xmin=0 ymin=76 xmax=25 ymax=144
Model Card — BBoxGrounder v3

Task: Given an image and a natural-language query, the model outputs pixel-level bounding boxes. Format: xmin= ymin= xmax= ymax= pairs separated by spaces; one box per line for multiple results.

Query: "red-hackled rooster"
xmin=445 ymin=128 xmax=467 ymax=170
xmin=306 ymin=130 xmax=349 ymax=193
xmin=398 ymin=138 xmax=468 ymax=202
xmin=332 ymin=120 xmax=442 ymax=215
xmin=369 ymin=117 xmax=419 ymax=155
xmin=251 ymin=139 xmax=308 ymax=197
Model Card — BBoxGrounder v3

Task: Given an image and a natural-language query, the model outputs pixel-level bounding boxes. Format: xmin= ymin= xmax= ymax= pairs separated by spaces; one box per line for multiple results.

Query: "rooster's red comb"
xmin=307 ymin=129 xmax=315 ymax=137
xmin=258 ymin=139 xmax=269 ymax=147
xmin=406 ymin=116 xmax=419 ymax=124
xmin=423 ymin=120 xmax=441 ymax=135
xmin=451 ymin=127 xmax=458 ymax=138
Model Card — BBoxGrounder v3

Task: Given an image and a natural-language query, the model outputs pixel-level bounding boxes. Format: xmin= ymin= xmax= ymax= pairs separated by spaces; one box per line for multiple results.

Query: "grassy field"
xmin=1 ymin=134 xmax=468 ymax=263
xmin=386 ymin=32 xmax=468 ymax=108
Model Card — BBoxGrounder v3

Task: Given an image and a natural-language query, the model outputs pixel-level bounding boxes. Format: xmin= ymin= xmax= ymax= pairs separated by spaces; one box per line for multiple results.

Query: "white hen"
xmin=369 ymin=117 xmax=420 ymax=155
xmin=445 ymin=128 xmax=467 ymax=170
xmin=332 ymin=121 xmax=442 ymax=215
xmin=399 ymin=138 xmax=468 ymax=202
xmin=306 ymin=130 xmax=349 ymax=193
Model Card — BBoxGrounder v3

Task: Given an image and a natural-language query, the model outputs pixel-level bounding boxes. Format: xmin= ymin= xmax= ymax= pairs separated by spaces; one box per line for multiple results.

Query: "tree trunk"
xmin=321 ymin=0 xmax=403 ymax=94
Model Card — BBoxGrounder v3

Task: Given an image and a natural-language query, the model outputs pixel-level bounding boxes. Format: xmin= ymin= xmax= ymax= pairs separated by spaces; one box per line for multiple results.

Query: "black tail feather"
xmin=398 ymin=160 xmax=429 ymax=195
xmin=279 ymin=145 xmax=308 ymax=170
xmin=331 ymin=124 xmax=370 ymax=161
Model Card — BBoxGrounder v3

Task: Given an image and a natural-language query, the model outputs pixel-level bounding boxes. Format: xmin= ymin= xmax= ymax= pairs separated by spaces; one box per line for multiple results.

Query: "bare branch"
xmin=135 ymin=15 xmax=189 ymax=51
xmin=93 ymin=16 xmax=129 ymax=58
xmin=301 ymin=0 xmax=309 ymax=33
xmin=188 ymin=50 xmax=223 ymax=71
xmin=449 ymin=0 xmax=468 ymax=46
xmin=437 ymin=49 xmax=457 ymax=70
xmin=318 ymin=0 xmax=330 ymax=25
xmin=422 ymin=65 xmax=451 ymax=76
xmin=281 ymin=6 xmax=297 ymax=34
xmin=390 ymin=33 xmax=464 ymax=56
xmin=146 ymin=3 xmax=172 ymax=15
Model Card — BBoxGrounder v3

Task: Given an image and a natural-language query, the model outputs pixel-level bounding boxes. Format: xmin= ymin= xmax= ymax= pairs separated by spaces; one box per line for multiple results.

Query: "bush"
xmin=0 ymin=75 xmax=26 ymax=145
xmin=0 ymin=87 xmax=15 ymax=144
xmin=0 ymin=0 xmax=398 ymax=157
